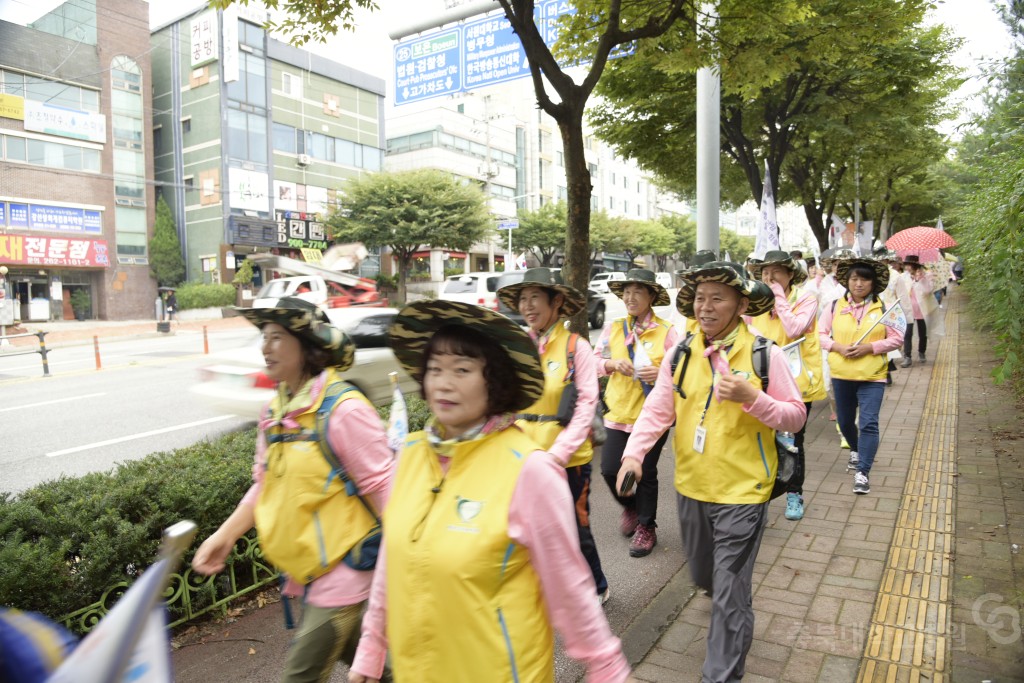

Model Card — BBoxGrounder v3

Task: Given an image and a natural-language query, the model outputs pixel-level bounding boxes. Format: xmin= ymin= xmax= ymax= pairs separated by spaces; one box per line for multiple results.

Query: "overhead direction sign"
xmin=395 ymin=29 xmax=462 ymax=105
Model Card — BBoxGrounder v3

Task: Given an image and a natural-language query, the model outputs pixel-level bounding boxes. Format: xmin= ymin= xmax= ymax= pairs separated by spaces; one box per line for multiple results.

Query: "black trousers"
xmin=787 ymin=402 xmax=813 ymax=495
xmin=566 ymin=463 xmax=607 ymax=594
xmin=904 ymin=318 xmax=928 ymax=356
xmin=600 ymin=427 xmax=670 ymax=528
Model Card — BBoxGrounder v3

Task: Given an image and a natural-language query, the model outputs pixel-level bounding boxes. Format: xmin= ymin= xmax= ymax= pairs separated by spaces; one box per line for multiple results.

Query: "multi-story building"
xmin=0 ymin=0 xmax=155 ymax=321
xmin=151 ymin=5 xmax=386 ymax=288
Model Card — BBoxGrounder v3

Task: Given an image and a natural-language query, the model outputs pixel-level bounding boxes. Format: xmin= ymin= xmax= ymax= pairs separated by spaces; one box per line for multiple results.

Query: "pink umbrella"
xmin=886 ymin=226 xmax=957 ymax=251
xmin=896 ymin=247 xmax=941 ymax=263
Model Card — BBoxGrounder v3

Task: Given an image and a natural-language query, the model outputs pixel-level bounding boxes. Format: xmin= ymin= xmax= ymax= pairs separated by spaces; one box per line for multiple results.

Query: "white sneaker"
xmin=853 ymin=472 xmax=870 ymax=494
xmin=598 ymin=588 xmax=610 ymax=607
xmin=847 ymin=451 xmax=859 ymax=472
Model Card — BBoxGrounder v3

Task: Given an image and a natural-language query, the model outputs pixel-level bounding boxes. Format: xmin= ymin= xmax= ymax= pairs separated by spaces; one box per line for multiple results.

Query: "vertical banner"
xmin=222 ymin=6 xmax=239 ymax=83
xmin=753 ymin=160 xmax=780 ymax=259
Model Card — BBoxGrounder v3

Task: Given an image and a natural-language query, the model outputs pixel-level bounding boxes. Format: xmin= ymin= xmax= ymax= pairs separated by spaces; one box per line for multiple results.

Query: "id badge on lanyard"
xmin=693 ymin=369 xmax=715 ymax=454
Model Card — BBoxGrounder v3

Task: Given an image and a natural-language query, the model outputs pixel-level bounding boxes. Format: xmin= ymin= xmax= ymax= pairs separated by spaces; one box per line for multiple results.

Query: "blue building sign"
xmin=0 ymin=202 xmax=102 ymax=234
xmin=395 ymin=29 xmax=462 ymax=105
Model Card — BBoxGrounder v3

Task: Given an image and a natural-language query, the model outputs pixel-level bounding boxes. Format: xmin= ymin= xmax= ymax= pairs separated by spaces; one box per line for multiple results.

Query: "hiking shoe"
xmin=619 ymin=508 xmax=639 ymax=537
xmin=853 ymin=472 xmax=871 ymax=494
xmin=598 ymin=588 xmax=610 ymax=607
xmin=900 ymin=356 xmax=912 ymax=368
xmin=629 ymin=524 xmax=657 ymax=557
xmin=919 ymin=352 xmax=926 ymax=363
xmin=847 ymin=451 xmax=859 ymax=472
xmin=785 ymin=493 xmax=804 ymax=520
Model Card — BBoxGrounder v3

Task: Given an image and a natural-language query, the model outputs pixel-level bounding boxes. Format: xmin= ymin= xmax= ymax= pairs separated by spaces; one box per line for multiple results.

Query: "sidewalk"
xmin=0 ymin=314 xmax=249 ymax=350
xmin=628 ymin=292 xmax=1024 ymax=682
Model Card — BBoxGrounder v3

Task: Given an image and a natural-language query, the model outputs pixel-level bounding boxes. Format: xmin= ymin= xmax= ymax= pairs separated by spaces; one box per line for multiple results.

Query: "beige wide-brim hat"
xmin=388 ymin=299 xmax=544 ymax=412
xmin=676 ymin=261 xmax=775 ymax=318
xmin=836 ymin=258 xmax=890 ymax=294
xmin=235 ymin=297 xmax=355 ymax=371
xmin=607 ymin=268 xmax=671 ymax=307
xmin=746 ymin=250 xmax=808 ymax=286
xmin=496 ymin=267 xmax=585 ymax=317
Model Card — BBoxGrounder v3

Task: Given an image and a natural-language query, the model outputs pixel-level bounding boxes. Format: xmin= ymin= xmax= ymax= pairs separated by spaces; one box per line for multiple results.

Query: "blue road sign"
xmin=394 ymin=29 xmax=462 ymax=105
xmin=497 ymin=219 xmax=520 ymax=230
xmin=463 ymin=13 xmax=529 ymax=90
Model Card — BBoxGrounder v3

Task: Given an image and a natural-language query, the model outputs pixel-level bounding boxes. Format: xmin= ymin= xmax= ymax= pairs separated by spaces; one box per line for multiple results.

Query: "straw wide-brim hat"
xmin=676 ymin=261 xmax=775 ymax=318
xmin=235 ymin=297 xmax=355 ymax=371
xmin=607 ymin=268 xmax=671 ymax=307
xmin=388 ymin=299 xmax=544 ymax=412
xmin=746 ymin=250 xmax=808 ymax=285
xmin=836 ymin=258 xmax=890 ymax=294
xmin=495 ymin=267 xmax=585 ymax=317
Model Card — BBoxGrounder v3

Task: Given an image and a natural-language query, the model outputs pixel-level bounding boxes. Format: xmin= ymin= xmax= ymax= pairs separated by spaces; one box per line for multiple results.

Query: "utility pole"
xmin=696 ymin=4 xmax=720 ymax=256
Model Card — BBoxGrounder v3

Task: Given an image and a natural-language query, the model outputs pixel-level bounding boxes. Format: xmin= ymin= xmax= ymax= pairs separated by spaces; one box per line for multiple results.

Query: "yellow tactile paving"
xmin=856 ymin=299 xmax=959 ymax=682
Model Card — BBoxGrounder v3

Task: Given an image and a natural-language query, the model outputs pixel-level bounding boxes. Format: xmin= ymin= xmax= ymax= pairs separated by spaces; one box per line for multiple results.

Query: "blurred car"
xmin=437 ymin=271 xmax=501 ymax=310
xmin=655 ymin=272 xmax=674 ymax=290
xmin=495 ymin=269 xmax=606 ymax=329
xmin=190 ymin=307 xmax=416 ymax=419
xmin=588 ymin=271 xmax=626 ymax=294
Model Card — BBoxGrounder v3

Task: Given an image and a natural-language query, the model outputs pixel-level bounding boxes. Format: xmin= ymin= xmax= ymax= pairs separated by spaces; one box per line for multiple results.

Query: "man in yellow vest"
xmin=616 ymin=262 xmax=806 ymax=683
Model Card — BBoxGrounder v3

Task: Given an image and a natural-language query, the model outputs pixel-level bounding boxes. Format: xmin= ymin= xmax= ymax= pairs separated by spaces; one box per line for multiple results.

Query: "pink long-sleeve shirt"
xmin=240 ymin=381 xmax=395 ymax=608
xmin=621 ymin=337 xmax=807 ymax=464
xmin=350 ymin=449 xmax=632 ymax=683
xmin=818 ymin=297 xmax=904 ymax=383
xmin=547 ymin=334 xmax=599 ymax=466
xmin=744 ymin=282 xmax=818 ymax=338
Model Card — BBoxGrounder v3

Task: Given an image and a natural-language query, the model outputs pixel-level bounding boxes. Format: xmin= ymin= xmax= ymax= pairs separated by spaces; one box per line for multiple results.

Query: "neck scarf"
xmin=529 ymin=320 xmax=562 ymax=355
xmin=425 ymin=413 xmax=517 ymax=458
xmin=625 ymin=310 xmax=655 ymax=346
xmin=259 ymin=374 xmax=319 ymax=432
xmin=703 ymin=323 xmax=741 ymax=359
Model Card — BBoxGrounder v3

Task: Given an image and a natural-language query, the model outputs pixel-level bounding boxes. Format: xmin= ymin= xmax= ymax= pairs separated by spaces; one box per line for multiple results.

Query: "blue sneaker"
xmin=785 ymin=492 xmax=804 ymax=520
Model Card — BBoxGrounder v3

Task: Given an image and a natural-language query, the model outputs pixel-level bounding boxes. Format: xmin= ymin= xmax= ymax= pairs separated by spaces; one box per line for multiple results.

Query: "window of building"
xmin=555 ymin=151 xmax=563 ymax=167
xmin=623 ymin=176 xmax=628 ymax=189
xmin=588 ymin=162 xmax=598 ymax=176
xmin=281 ymin=72 xmax=302 ymax=99
xmin=226 ymin=52 xmax=266 ymax=107
xmin=227 ymin=109 xmax=267 ymax=164
xmin=624 ymin=201 xmax=629 ymax=214
xmin=611 ymin=172 xmax=617 ymax=185
xmin=12 ymin=136 xmax=99 ymax=172
xmin=153 ymin=125 xmax=162 ymax=153
xmin=4 ymin=135 xmax=26 ymax=161
xmin=183 ymin=176 xmax=194 ymax=189
xmin=272 ymin=122 xmax=296 ymax=153
xmin=181 ymin=117 xmax=192 ymax=134
xmin=240 ymin=20 xmax=264 ymax=51
xmin=609 ymin=196 xmax=615 ymax=209
xmin=111 ymin=55 xmax=147 ymax=257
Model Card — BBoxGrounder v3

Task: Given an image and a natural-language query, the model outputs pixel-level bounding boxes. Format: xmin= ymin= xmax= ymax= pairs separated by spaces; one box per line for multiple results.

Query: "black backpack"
xmin=668 ymin=333 xmax=795 ymax=499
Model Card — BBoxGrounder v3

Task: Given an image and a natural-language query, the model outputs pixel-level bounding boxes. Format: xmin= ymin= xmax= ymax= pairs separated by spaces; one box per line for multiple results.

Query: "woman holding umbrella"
xmin=897 ymin=255 xmax=935 ymax=367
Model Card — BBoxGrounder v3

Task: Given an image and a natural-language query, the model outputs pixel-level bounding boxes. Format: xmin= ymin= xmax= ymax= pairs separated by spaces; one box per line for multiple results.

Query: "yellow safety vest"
xmin=670 ymin=324 xmax=777 ymax=504
xmin=749 ymin=286 xmax=827 ymax=402
xmin=604 ymin=314 xmax=673 ymax=425
xmin=384 ymin=427 xmax=555 ymax=683
xmin=254 ymin=368 xmax=378 ymax=584
xmin=828 ymin=297 xmax=888 ymax=381
xmin=516 ymin=324 xmax=593 ymax=468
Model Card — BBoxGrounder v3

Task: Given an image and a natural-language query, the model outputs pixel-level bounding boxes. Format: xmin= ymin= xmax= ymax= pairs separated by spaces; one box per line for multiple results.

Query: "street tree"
xmin=661 ymin=214 xmax=697 ymax=264
xmin=514 ymin=202 xmax=567 ymax=267
xmin=149 ymin=196 xmax=185 ymax=287
xmin=328 ymin=170 xmax=492 ymax=303
xmin=635 ymin=220 xmax=675 ymax=271
xmin=591 ymin=0 xmax=958 ymax=249
xmin=208 ymin=0 xmax=376 ymax=46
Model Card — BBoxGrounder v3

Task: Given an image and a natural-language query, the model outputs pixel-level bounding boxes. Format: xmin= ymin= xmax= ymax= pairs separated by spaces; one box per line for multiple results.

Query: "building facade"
xmin=151 ymin=5 xmax=386 ymax=290
xmin=0 ymin=0 xmax=156 ymax=321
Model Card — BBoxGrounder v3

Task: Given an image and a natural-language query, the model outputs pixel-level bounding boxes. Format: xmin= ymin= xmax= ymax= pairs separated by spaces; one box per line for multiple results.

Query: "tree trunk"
xmin=557 ymin=105 xmax=593 ymax=336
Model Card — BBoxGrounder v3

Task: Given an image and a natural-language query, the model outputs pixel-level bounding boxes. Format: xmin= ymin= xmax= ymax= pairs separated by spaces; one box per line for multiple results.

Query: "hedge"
xmin=176 ymin=282 xmax=237 ymax=310
xmin=0 ymin=396 xmax=429 ymax=630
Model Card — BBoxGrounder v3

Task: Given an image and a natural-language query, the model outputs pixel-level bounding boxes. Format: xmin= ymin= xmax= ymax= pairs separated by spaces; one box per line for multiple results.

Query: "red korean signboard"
xmin=0 ymin=234 xmax=111 ymax=268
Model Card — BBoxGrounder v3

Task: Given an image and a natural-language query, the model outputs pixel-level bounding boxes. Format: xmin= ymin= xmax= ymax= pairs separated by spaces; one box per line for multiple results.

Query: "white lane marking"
xmin=46 ymin=415 xmax=238 ymax=457
xmin=0 ymin=392 xmax=107 ymax=413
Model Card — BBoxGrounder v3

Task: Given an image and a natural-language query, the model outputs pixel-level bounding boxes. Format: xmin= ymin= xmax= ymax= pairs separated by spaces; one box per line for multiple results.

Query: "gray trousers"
xmin=677 ymin=495 xmax=768 ymax=683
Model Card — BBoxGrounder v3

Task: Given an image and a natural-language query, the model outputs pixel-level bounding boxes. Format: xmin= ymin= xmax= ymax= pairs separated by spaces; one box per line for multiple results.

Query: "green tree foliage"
xmin=591 ymin=0 xmax=959 ymax=250
xmin=209 ymin=0 xmax=377 ymax=46
xmin=328 ymin=170 xmax=492 ymax=303
xmin=148 ymin=196 xmax=185 ymax=287
xmin=661 ymin=214 xmax=697 ymax=262
xmin=634 ymin=220 xmax=675 ymax=270
xmin=514 ymin=202 xmax=568 ymax=266
xmin=232 ymin=258 xmax=255 ymax=286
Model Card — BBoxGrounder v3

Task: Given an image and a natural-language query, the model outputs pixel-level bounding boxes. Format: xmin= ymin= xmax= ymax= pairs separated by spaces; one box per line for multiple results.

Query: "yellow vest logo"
xmin=643 ymin=340 xmax=654 ymax=350
xmin=546 ymin=360 xmax=562 ymax=373
xmin=456 ymin=497 xmax=484 ymax=523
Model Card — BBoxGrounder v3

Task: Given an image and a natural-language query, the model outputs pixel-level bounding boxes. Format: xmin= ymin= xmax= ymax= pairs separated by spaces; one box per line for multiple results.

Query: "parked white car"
xmin=655 ymin=272 xmax=675 ymax=290
xmin=190 ymin=307 xmax=416 ymax=419
xmin=588 ymin=271 xmax=626 ymax=294
xmin=438 ymin=271 xmax=501 ymax=310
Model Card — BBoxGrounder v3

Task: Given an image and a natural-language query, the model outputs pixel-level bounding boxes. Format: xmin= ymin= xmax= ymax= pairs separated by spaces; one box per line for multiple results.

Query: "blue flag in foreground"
xmin=45 ymin=522 xmax=196 ymax=683
xmin=387 ymin=371 xmax=408 ymax=454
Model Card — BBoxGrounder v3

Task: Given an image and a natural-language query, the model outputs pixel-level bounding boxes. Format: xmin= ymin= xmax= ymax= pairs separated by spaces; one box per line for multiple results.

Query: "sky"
xmin=0 ymin=0 xmax=1014 ymax=130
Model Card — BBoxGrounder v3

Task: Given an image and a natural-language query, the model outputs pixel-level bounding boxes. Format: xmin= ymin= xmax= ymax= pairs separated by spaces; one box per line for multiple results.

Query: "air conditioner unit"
xmin=297 ymin=154 xmax=311 ymax=167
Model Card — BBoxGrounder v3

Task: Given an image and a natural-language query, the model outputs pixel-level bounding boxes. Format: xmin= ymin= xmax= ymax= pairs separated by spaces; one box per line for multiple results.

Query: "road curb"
xmin=618 ymin=564 xmax=698 ymax=669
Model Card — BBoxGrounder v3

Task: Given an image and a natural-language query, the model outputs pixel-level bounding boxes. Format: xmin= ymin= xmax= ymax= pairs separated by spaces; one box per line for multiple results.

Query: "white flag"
xmin=855 ymin=220 xmax=874 ymax=256
xmin=723 ymin=250 xmax=732 ymax=262
xmin=829 ymin=214 xmax=845 ymax=249
xmin=46 ymin=522 xmax=196 ymax=683
xmin=853 ymin=302 xmax=907 ymax=344
xmin=752 ymin=160 xmax=780 ymax=259
xmin=936 ymin=216 xmax=944 ymax=232
xmin=386 ymin=372 xmax=408 ymax=454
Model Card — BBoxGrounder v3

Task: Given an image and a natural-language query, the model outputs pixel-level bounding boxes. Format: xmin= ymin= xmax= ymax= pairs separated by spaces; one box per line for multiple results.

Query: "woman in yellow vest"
xmin=192 ymin=297 xmax=395 ymax=683
xmin=818 ymin=258 xmax=904 ymax=495
xmin=615 ymin=262 xmax=806 ymax=683
xmin=349 ymin=300 xmax=633 ymax=683
xmin=495 ymin=268 xmax=609 ymax=603
xmin=594 ymin=269 xmax=678 ymax=557
xmin=746 ymin=250 xmax=827 ymax=521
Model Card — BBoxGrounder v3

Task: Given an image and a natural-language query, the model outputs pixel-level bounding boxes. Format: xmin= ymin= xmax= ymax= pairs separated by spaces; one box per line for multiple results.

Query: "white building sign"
xmin=191 ymin=10 xmax=219 ymax=68
xmin=228 ymin=167 xmax=269 ymax=212
xmin=24 ymin=100 xmax=106 ymax=143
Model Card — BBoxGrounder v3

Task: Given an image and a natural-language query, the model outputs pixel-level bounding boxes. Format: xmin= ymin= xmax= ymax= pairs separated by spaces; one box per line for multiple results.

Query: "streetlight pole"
xmin=0 ymin=265 xmax=9 ymax=347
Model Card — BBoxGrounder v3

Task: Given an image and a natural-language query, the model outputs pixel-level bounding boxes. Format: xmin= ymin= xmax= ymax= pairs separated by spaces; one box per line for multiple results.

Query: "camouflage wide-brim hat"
xmin=607 ymin=268 xmax=671 ymax=307
xmin=746 ymin=250 xmax=808 ymax=285
xmin=676 ymin=261 xmax=775 ymax=318
xmin=235 ymin=297 xmax=355 ymax=371
xmin=836 ymin=258 xmax=890 ymax=294
xmin=388 ymin=299 xmax=544 ymax=411
xmin=674 ymin=249 xmax=719 ymax=280
xmin=496 ymin=267 xmax=585 ymax=317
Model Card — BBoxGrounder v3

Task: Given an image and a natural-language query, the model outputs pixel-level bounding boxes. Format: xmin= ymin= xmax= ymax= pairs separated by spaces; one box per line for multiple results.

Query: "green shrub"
xmin=176 ymin=282 xmax=237 ymax=310
xmin=377 ymin=393 xmax=431 ymax=434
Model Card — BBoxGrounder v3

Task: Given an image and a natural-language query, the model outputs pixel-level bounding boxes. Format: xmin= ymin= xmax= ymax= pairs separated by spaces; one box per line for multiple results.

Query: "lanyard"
xmin=698 ymin=359 xmax=715 ymax=425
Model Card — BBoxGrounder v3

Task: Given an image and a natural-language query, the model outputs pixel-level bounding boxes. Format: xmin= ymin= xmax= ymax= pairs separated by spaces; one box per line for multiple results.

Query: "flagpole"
xmin=853 ymin=302 xmax=901 ymax=345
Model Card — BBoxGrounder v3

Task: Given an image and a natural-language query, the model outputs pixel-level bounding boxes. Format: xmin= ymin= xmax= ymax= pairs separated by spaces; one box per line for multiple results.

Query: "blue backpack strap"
xmin=315 ymin=381 xmax=380 ymax=521
xmin=564 ymin=332 xmax=579 ymax=382
xmin=622 ymin=318 xmax=634 ymax=362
